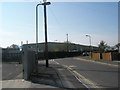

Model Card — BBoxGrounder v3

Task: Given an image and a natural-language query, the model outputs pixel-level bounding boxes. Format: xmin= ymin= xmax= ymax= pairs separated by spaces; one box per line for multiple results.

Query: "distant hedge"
xmin=111 ymin=52 xmax=120 ymax=61
xmin=37 ymin=52 xmax=82 ymax=60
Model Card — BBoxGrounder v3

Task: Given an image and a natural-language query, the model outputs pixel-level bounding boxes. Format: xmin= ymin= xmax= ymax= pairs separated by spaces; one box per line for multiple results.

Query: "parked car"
xmin=82 ymin=52 xmax=89 ymax=56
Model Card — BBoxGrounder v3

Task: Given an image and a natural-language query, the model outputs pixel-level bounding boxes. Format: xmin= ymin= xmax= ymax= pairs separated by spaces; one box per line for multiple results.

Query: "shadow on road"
xmin=30 ymin=63 xmax=87 ymax=89
xmin=30 ymin=64 xmax=64 ymax=88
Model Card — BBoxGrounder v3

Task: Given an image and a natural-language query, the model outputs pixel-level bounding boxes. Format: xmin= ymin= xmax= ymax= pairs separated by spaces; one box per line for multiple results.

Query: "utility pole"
xmin=86 ymin=34 xmax=92 ymax=58
xmin=21 ymin=41 xmax=23 ymax=51
xmin=26 ymin=40 xmax=28 ymax=44
xmin=21 ymin=41 xmax=23 ymax=46
xmin=66 ymin=33 xmax=68 ymax=52
xmin=36 ymin=3 xmax=39 ymax=52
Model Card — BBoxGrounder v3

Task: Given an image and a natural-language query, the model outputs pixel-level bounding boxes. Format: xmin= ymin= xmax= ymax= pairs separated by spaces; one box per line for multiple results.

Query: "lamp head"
xmin=42 ymin=1 xmax=51 ymax=5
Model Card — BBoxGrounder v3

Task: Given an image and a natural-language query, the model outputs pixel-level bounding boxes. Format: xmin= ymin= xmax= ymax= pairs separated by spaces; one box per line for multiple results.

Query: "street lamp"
xmin=36 ymin=1 xmax=51 ymax=68
xmin=86 ymin=34 xmax=92 ymax=57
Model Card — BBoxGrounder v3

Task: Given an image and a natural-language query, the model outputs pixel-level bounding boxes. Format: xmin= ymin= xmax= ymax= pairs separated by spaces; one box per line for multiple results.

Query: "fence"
xmin=91 ymin=53 xmax=100 ymax=60
xmin=2 ymin=52 xmax=21 ymax=62
xmin=102 ymin=53 xmax=112 ymax=61
xmin=91 ymin=52 xmax=120 ymax=61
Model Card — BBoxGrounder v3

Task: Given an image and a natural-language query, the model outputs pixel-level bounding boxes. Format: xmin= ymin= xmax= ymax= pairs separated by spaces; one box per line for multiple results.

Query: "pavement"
xmin=2 ymin=60 xmax=87 ymax=89
xmin=78 ymin=56 xmax=119 ymax=67
xmin=2 ymin=56 xmax=119 ymax=89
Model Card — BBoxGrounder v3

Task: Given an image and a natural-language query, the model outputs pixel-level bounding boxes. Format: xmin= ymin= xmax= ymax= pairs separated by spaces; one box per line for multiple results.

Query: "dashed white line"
xmin=52 ymin=59 xmax=59 ymax=64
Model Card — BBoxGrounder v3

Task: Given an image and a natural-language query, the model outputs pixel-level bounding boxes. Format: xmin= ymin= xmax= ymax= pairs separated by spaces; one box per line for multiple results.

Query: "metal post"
xmin=44 ymin=5 xmax=49 ymax=67
xmin=89 ymin=36 xmax=91 ymax=52
xmin=35 ymin=4 xmax=39 ymax=73
xmin=26 ymin=40 xmax=28 ymax=44
xmin=86 ymin=35 xmax=92 ymax=58
xmin=66 ymin=33 xmax=68 ymax=52
xmin=36 ymin=5 xmax=38 ymax=51
xmin=89 ymin=36 xmax=92 ymax=58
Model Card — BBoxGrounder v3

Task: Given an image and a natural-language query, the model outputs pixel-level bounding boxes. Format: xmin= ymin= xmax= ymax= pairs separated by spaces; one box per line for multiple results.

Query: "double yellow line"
xmin=53 ymin=58 xmax=118 ymax=88
xmin=62 ymin=64 xmax=100 ymax=88
xmin=53 ymin=60 xmax=100 ymax=88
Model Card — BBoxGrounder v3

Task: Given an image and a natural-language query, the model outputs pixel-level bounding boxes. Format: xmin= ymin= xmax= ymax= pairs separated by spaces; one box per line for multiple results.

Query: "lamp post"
xmin=36 ymin=1 xmax=51 ymax=68
xmin=86 ymin=34 xmax=92 ymax=57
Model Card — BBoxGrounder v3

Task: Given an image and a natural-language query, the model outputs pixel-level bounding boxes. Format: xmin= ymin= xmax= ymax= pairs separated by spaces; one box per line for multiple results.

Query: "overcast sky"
xmin=0 ymin=1 xmax=118 ymax=48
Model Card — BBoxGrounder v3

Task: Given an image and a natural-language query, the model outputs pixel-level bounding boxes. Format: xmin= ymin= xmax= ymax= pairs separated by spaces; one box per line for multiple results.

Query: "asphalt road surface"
xmin=53 ymin=57 xmax=119 ymax=88
xmin=2 ymin=62 xmax=23 ymax=80
xmin=2 ymin=58 xmax=119 ymax=89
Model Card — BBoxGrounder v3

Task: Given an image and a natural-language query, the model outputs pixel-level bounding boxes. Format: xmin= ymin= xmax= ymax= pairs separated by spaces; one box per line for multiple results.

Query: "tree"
xmin=115 ymin=43 xmax=120 ymax=52
xmin=98 ymin=40 xmax=108 ymax=52
xmin=7 ymin=44 xmax=19 ymax=50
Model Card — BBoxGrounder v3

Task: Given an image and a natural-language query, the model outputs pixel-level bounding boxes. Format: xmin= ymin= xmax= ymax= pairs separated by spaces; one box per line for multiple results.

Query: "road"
xmin=2 ymin=58 xmax=119 ymax=89
xmin=53 ymin=57 xmax=119 ymax=88
xmin=2 ymin=62 xmax=23 ymax=80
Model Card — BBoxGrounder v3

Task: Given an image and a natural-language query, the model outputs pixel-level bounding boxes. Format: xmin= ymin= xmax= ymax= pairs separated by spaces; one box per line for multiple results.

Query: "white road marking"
xmin=52 ymin=60 xmax=99 ymax=88
xmin=69 ymin=65 xmax=77 ymax=68
xmin=52 ymin=59 xmax=59 ymax=64
xmin=63 ymin=64 xmax=100 ymax=88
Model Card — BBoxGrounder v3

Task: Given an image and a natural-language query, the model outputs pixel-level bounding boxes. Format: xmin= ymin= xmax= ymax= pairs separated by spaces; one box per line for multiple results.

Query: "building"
xmin=23 ymin=42 xmax=98 ymax=52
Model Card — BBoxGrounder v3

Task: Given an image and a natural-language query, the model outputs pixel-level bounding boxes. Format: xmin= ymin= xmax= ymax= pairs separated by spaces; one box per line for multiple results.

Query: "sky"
xmin=0 ymin=1 xmax=118 ymax=48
